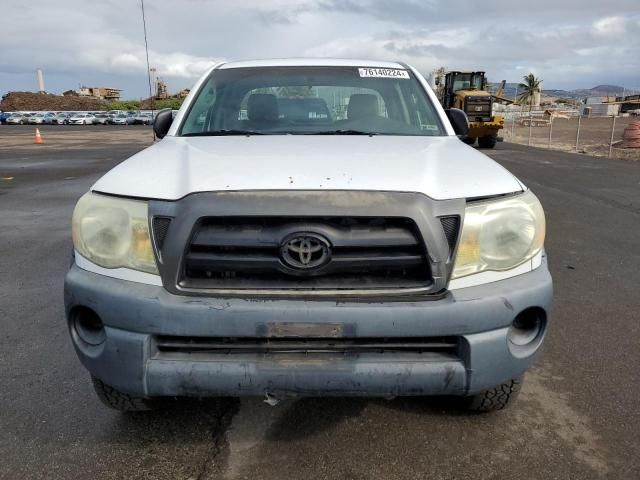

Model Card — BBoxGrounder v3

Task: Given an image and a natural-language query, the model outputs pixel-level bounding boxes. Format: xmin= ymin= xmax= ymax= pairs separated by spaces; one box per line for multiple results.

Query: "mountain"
xmin=542 ymin=89 xmax=578 ymax=99
xmin=481 ymin=80 xmax=626 ymax=101
xmin=581 ymin=85 xmax=625 ymax=95
xmin=573 ymin=85 xmax=624 ymax=97
xmin=493 ymin=84 xmax=580 ymax=100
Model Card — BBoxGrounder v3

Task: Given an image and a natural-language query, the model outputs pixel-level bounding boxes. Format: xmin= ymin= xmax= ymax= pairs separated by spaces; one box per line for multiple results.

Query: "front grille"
xmin=464 ymin=97 xmax=492 ymax=121
xmin=155 ymin=336 xmax=459 ymax=355
xmin=465 ymin=103 xmax=491 ymax=113
xmin=179 ymin=217 xmax=431 ymax=291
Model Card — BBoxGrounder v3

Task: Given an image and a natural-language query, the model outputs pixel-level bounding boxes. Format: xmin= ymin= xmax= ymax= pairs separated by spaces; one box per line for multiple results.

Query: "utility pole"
xmin=511 ymin=84 xmax=518 ymax=139
xmin=527 ymin=96 xmax=533 ymax=145
xmin=140 ymin=0 xmax=155 ymax=140
xmin=608 ymin=114 xmax=617 ymax=158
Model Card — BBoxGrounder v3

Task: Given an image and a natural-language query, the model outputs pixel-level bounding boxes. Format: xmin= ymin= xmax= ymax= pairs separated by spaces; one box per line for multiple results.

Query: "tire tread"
xmin=478 ymin=135 xmax=497 ymax=149
xmin=91 ymin=376 xmax=151 ymax=412
xmin=466 ymin=377 xmax=522 ymax=412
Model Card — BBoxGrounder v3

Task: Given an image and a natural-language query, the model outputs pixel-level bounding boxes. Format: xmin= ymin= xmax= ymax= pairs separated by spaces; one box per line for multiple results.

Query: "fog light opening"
xmin=72 ymin=306 xmax=106 ymax=346
xmin=508 ymin=308 xmax=546 ymax=347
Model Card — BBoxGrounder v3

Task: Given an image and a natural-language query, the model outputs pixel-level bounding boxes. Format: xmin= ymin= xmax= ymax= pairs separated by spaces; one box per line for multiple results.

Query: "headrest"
xmin=247 ymin=94 xmax=279 ymax=121
xmin=347 ymin=94 xmax=379 ymax=121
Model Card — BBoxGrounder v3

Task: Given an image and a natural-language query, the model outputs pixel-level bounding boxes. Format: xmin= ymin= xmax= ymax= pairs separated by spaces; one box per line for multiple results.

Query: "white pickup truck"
xmin=65 ymin=58 xmax=552 ymax=412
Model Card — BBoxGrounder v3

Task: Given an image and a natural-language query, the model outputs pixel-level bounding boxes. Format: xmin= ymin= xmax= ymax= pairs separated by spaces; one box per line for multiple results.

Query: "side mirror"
xmin=446 ymin=108 xmax=469 ymax=136
xmin=153 ymin=108 xmax=173 ymax=139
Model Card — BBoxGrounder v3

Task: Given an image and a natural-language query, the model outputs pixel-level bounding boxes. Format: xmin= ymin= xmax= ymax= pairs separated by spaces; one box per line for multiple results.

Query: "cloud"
xmin=79 ymin=44 xmax=221 ymax=79
xmin=592 ymin=16 xmax=627 ymax=35
xmin=304 ymin=18 xmax=639 ymax=88
xmin=0 ymin=0 xmax=639 ymax=97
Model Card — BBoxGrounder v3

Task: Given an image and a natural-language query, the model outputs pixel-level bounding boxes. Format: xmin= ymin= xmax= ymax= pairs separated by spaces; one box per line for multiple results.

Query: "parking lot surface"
xmin=1 ymin=125 xmax=639 ymax=479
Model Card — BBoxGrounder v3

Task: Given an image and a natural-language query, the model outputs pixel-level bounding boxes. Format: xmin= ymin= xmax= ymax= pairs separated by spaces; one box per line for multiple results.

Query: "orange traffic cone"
xmin=35 ymin=128 xmax=44 ymax=144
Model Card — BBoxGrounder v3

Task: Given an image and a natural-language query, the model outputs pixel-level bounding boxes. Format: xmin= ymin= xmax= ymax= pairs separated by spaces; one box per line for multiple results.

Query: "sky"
xmin=1 ymin=0 xmax=639 ymax=99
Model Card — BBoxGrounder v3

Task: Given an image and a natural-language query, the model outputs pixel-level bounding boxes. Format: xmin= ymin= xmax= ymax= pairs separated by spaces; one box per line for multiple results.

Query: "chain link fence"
xmin=501 ymin=109 xmax=640 ymax=160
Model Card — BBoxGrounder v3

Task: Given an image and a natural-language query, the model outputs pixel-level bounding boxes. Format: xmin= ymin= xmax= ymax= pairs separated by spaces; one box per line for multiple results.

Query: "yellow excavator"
xmin=435 ymin=71 xmax=505 ymax=148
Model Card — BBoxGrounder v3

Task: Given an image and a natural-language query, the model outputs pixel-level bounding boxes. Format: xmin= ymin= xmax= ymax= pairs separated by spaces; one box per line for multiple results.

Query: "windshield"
xmin=452 ymin=73 xmax=484 ymax=91
xmin=180 ymin=66 xmax=444 ymax=136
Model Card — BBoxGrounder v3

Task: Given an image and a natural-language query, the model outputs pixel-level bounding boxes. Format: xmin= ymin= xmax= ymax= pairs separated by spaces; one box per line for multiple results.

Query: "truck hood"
xmin=91 ymin=135 xmax=524 ymax=201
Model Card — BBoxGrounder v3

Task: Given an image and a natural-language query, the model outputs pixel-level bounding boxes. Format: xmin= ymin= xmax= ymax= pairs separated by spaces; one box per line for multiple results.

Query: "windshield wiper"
xmin=310 ymin=130 xmax=377 ymax=136
xmin=182 ymin=129 xmax=265 ymax=137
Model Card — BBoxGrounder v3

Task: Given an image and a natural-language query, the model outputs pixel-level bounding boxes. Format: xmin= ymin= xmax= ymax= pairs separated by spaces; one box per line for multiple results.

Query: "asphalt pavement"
xmin=1 ymin=125 xmax=639 ymax=479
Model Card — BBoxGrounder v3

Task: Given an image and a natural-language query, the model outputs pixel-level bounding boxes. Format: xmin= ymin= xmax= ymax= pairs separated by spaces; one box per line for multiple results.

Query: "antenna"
xmin=140 ymin=0 xmax=155 ymax=139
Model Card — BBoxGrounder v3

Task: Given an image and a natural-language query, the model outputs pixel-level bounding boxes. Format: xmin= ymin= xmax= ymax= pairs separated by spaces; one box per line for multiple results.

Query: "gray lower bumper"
xmin=147 ymin=351 xmax=467 ymax=397
xmin=64 ymin=258 xmax=553 ymax=398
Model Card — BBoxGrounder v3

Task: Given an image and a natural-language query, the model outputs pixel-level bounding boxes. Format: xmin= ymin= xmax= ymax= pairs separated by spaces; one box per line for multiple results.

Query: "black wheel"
xmin=91 ymin=375 xmax=153 ymax=412
xmin=462 ymin=136 xmax=476 ymax=145
xmin=464 ymin=377 xmax=522 ymax=412
xmin=478 ymin=134 xmax=498 ymax=149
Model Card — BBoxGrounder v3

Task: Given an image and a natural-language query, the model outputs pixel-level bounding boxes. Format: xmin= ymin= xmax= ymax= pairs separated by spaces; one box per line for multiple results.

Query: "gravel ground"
xmin=504 ymin=115 xmax=640 ymax=159
xmin=1 ymin=125 xmax=639 ymax=479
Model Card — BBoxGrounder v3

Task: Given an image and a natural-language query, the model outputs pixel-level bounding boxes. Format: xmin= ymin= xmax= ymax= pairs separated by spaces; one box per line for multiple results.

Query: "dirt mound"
xmin=0 ymin=92 xmax=106 ymax=112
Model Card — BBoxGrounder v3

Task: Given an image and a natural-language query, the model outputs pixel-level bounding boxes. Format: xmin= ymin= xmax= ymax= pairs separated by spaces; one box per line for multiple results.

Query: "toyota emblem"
xmin=280 ymin=233 xmax=331 ymax=270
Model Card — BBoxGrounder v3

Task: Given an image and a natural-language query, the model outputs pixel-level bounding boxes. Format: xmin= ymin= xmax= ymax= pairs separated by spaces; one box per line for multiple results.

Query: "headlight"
xmin=452 ymin=190 xmax=545 ymax=279
xmin=72 ymin=192 xmax=158 ymax=274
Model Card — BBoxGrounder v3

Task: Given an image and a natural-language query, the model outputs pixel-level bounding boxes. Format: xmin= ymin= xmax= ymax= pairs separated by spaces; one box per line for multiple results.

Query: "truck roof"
xmin=218 ymin=58 xmax=407 ymax=69
xmin=447 ymin=71 xmax=486 ymax=75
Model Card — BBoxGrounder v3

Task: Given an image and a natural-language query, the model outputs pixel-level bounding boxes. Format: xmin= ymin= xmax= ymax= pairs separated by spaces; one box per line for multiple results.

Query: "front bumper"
xmin=64 ymin=258 xmax=552 ymax=398
xmin=468 ymin=118 xmax=505 ymax=138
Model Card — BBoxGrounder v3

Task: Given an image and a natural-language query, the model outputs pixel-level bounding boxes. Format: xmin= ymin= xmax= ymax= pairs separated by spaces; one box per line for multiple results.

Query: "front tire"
xmin=91 ymin=375 xmax=153 ymax=412
xmin=464 ymin=377 xmax=522 ymax=412
xmin=462 ymin=136 xmax=476 ymax=145
xmin=478 ymin=134 xmax=498 ymax=149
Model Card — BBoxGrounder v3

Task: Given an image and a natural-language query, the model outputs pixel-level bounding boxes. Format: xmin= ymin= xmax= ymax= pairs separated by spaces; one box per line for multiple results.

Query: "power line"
xmin=140 ymin=0 xmax=155 ymax=139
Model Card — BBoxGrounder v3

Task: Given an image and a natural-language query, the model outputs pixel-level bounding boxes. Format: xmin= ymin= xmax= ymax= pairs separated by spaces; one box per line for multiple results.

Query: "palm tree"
xmin=517 ymin=73 xmax=542 ymax=111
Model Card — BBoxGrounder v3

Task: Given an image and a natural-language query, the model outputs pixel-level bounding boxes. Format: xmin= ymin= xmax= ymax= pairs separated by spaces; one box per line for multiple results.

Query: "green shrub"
xmin=154 ymin=98 xmax=184 ymax=110
xmin=105 ymin=100 xmax=141 ymax=111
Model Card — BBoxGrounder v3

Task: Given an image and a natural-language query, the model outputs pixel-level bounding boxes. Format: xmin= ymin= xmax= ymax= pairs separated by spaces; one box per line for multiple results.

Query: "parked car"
xmin=66 ymin=58 xmax=552 ymax=413
xmin=111 ymin=113 xmax=134 ymax=125
xmin=93 ymin=113 xmax=111 ymax=125
xmin=132 ymin=112 xmax=153 ymax=125
xmin=1 ymin=111 xmax=15 ymax=124
xmin=6 ymin=113 xmax=29 ymax=125
xmin=53 ymin=112 xmax=71 ymax=125
xmin=68 ymin=113 xmax=96 ymax=125
xmin=28 ymin=112 xmax=56 ymax=125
